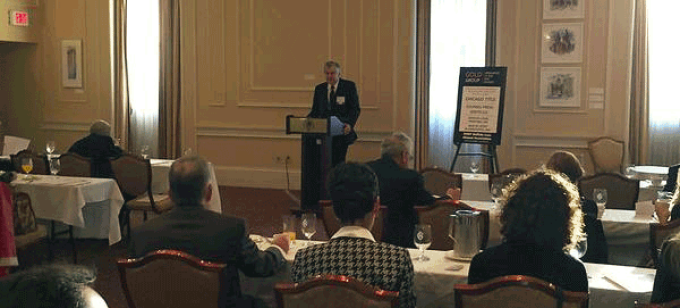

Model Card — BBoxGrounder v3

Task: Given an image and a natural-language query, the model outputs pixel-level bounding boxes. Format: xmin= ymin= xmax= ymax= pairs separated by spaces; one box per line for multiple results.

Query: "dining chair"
xmin=578 ymin=173 xmax=639 ymax=210
xmin=487 ymin=168 xmax=526 ymax=191
xmin=662 ymin=164 xmax=680 ymax=193
xmin=11 ymin=150 xmax=49 ymax=175
xmin=454 ymin=275 xmax=588 ymax=308
xmin=416 ymin=200 xmax=489 ymax=251
xmin=420 ymin=167 xmax=463 ymax=197
xmin=588 ymin=137 xmax=624 ymax=174
xmin=117 ymin=249 xmax=226 ymax=308
xmin=636 ymin=298 xmax=680 ymax=308
xmin=319 ymin=200 xmax=384 ymax=241
xmin=650 ymin=219 xmax=680 ymax=268
xmin=58 ymin=152 xmax=92 ymax=177
xmin=12 ymin=192 xmax=54 ymax=263
xmin=274 ymin=274 xmax=399 ymax=308
xmin=110 ymin=154 xmax=173 ymax=240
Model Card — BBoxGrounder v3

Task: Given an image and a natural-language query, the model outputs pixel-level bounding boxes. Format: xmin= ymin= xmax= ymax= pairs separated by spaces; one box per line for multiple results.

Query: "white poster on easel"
xmin=459 ymin=86 xmax=501 ymax=134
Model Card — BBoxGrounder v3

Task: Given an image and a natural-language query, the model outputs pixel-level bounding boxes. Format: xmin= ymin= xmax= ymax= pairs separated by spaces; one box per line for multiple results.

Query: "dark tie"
xmin=329 ymin=85 xmax=335 ymax=113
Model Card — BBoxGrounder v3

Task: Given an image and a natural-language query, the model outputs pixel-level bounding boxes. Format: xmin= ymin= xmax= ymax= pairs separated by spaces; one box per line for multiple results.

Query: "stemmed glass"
xmin=593 ymin=188 xmax=607 ymax=219
xmin=301 ymin=213 xmax=317 ymax=248
xmin=569 ymin=234 xmax=588 ymax=260
xmin=21 ymin=157 xmax=33 ymax=181
xmin=414 ymin=224 xmax=432 ymax=262
xmin=470 ymin=161 xmax=480 ymax=174
xmin=490 ymin=181 xmax=503 ymax=210
xmin=45 ymin=141 xmax=55 ymax=156
xmin=49 ymin=157 xmax=60 ymax=175
xmin=140 ymin=145 xmax=150 ymax=159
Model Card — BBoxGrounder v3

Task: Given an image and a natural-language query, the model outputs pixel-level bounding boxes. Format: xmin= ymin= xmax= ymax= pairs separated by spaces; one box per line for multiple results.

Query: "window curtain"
xmin=629 ymin=0 xmax=649 ymax=166
xmin=417 ymin=0 xmax=492 ymax=172
xmin=159 ymin=0 xmax=182 ymax=159
xmin=126 ymin=0 xmax=160 ymax=158
xmin=646 ymin=0 xmax=680 ymax=166
xmin=113 ymin=0 xmax=129 ymax=151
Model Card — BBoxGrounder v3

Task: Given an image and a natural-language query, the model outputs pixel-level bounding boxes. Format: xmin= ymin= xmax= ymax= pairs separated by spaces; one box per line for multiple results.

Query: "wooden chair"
xmin=319 ymin=200 xmax=383 ymax=241
xmin=11 ymin=150 xmax=49 ymax=175
xmin=588 ymin=137 xmax=624 ymax=174
xmin=420 ymin=167 xmax=463 ymax=197
xmin=650 ymin=219 xmax=680 ymax=268
xmin=117 ymin=249 xmax=226 ymax=308
xmin=59 ymin=152 xmax=91 ymax=177
xmin=578 ymin=173 xmax=639 ymax=210
xmin=110 ymin=154 xmax=173 ymax=239
xmin=275 ymin=274 xmax=399 ymax=308
xmin=11 ymin=192 xmax=54 ymax=264
xmin=488 ymin=169 xmax=526 ymax=191
xmin=454 ymin=275 xmax=589 ymax=308
xmin=416 ymin=200 xmax=489 ymax=251
xmin=636 ymin=299 xmax=680 ymax=308
xmin=663 ymin=164 xmax=680 ymax=193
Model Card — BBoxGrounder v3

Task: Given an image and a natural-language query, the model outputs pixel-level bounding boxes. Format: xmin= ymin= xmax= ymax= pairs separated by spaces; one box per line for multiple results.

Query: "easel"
xmin=449 ymin=142 xmax=499 ymax=174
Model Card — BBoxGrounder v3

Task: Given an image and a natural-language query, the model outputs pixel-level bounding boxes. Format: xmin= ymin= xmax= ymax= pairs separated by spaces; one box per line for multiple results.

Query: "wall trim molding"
xmin=235 ymin=102 xmax=380 ymax=110
xmin=514 ymin=135 xmax=589 ymax=149
xmin=40 ymin=123 xmax=90 ymax=132
xmin=195 ymin=125 xmax=387 ymax=142
xmin=214 ymin=165 xmax=301 ymax=190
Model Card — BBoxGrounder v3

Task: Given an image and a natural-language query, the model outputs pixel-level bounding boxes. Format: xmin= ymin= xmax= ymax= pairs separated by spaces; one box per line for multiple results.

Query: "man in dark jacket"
xmin=367 ymin=132 xmax=457 ymax=248
xmin=68 ymin=120 xmax=123 ymax=178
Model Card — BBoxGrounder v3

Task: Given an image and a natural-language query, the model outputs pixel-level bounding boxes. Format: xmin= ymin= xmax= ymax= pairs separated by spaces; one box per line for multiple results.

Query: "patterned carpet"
xmin=13 ymin=186 xmax=325 ymax=308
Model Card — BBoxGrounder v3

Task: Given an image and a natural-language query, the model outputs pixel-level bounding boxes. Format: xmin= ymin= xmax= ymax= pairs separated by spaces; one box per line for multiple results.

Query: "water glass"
xmin=470 ymin=161 xmax=479 ymax=174
xmin=414 ymin=224 xmax=432 ymax=262
xmin=49 ymin=157 xmax=60 ymax=175
xmin=569 ymin=234 xmax=588 ymax=259
xmin=301 ymin=213 xmax=317 ymax=247
xmin=46 ymin=141 xmax=56 ymax=155
xmin=282 ymin=215 xmax=296 ymax=243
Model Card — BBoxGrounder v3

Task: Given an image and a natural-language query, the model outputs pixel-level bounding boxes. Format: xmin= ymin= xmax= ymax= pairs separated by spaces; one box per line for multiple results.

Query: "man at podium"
xmin=308 ymin=60 xmax=360 ymax=167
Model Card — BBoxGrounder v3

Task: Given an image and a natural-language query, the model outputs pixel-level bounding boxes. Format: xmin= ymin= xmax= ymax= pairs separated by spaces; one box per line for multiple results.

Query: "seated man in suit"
xmin=129 ymin=156 xmax=290 ymax=308
xmin=68 ymin=120 xmax=123 ymax=178
xmin=0 ymin=265 xmax=108 ymax=308
xmin=291 ymin=162 xmax=416 ymax=308
xmin=367 ymin=132 xmax=458 ymax=248
xmin=652 ymin=232 xmax=680 ymax=303
xmin=468 ymin=170 xmax=588 ymax=292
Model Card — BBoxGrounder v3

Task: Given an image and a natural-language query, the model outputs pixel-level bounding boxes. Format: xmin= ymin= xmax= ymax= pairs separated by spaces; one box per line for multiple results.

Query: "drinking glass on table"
xmin=470 ymin=161 xmax=480 ymax=174
xmin=490 ymin=180 xmax=503 ymax=210
xmin=593 ymin=188 xmax=607 ymax=219
xmin=49 ymin=157 xmax=60 ymax=175
xmin=414 ymin=224 xmax=432 ymax=262
xmin=282 ymin=215 xmax=297 ymax=245
xmin=569 ymin=234 xmax=588 ymax=259
xmin=45 ymin=141 xmax=55 ymax=155
xmin=140 ymin=145 xmax=150 ymax=159
xmin=300 ymin=212 xmax=317 ymax=247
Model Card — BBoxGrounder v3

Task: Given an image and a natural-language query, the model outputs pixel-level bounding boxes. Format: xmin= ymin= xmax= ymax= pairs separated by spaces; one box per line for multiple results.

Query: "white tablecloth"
xmin=243 ymin=238 xmax=655 ymax=308
xmin=11 ymin=175 xmax=124 ymax=245
xmin=149 ymin=159 xmax=221 ymax=213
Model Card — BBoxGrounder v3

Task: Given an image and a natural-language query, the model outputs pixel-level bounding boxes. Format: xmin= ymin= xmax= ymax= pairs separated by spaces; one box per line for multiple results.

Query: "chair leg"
xmin=68 ymin=226 xmax=77 ymax=264
xmin=143 ymin=210 xmax=148 ymax=221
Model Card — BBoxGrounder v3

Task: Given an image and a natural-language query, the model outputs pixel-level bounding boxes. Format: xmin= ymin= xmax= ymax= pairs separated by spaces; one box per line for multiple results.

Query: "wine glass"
xmin=490 ymin=181 xmax=503 ymax=210
xmin=301 ymin=213 xmax=317 ymax=247
xmin=49 ymin=157 xmax=60 ymax=175
xmin=45 ymin=141 xmax=55 ymax=155
xmin=140 ymin=145 xmax=150 ymax=159
xmin=21 ymin=157 xmax=33 ymax=181
xmin=414 ymin=224 xmax=432 ymax=262
xmin=470 ymin=161 xmax=480 ymax=174
xmin=593 ymin=188 xmax=607 ymax=217
xmin=569 ymin=234 xmax=588 ymax=259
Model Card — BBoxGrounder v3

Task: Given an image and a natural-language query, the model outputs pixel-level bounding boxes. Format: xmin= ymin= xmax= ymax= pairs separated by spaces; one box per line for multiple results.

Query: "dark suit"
xmin=652 ymin=233 xmax=680 ymax=303
xmin=68 ymin=134 xmax=123 ymax=178
xmin=468 ymin=241 xmax=589 ymax=292
xmin=129 ymin=206 xmax=286 ymax=308
xmin=291 ymin=234 xmax=416 ymax=308
xmin=367 ymin=155 xmax=435 ymax=248
xmin=581 ymin=198 xmax=608 ymax=263
xmin=308 ymin=78 xmax=360 ymax=166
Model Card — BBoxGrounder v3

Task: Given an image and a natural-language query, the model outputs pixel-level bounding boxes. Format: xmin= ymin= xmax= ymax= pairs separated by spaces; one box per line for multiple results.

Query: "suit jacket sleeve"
xmin=236 ymin=221 xmax=286 ymax=277
xmin=414 ymin=173 xmax=436 ymax=205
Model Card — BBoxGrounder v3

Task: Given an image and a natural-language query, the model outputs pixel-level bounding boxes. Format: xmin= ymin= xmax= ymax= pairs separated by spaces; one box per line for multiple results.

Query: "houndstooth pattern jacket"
xmin=291 ymin=227 xmax=416 ymax=308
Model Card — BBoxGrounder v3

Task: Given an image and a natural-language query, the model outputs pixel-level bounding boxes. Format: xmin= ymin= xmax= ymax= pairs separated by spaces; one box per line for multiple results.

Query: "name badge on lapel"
xmin=336 ymin=96 xmax=345 ymax=105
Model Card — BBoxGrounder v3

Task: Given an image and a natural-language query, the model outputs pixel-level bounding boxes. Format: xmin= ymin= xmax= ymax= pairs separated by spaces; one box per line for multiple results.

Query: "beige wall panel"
xmin=195 ymin=0 xmax=227 ymax=108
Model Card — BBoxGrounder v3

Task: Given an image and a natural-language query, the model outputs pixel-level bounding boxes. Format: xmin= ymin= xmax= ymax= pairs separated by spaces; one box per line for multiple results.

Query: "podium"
xmin=286 ymin=115 xmax=344 ymax=211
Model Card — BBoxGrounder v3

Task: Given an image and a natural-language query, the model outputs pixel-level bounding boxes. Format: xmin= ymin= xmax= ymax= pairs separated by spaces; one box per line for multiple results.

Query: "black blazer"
xmin=308 ymin=78 xmax=360 ymax=144
xmin=68 ymin=134 xmax=123 ymax=178
xmin=129 ymin=206 xmax=286 ymax=307
xmin=367 ymin=155 xmax=435 ymax=248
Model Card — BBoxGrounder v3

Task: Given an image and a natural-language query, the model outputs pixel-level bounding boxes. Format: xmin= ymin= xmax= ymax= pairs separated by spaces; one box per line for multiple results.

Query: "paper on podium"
xmin=330 ymin=116 xmax=345 ymax=136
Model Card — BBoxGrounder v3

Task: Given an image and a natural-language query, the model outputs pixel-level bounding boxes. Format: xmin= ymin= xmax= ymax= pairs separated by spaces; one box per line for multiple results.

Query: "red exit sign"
xmin=10 ymin=10 xmax=30 ymax=27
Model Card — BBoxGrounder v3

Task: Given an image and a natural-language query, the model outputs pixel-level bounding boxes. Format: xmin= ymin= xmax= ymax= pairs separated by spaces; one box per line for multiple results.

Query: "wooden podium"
xmin=286 ymin=115 xmax=343 ymax=211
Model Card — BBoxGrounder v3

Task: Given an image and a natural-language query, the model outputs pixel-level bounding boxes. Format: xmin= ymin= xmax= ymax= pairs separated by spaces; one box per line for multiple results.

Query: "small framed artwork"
xmin=539 ymin=67 xmax=581 ymax=108
xmin=541 ymin=23 xmax=583 ymax=63
xmin=543 ymin=0 xmax=585 ymax=19
xmin=61 ymin=40 xmax=83 ymax=88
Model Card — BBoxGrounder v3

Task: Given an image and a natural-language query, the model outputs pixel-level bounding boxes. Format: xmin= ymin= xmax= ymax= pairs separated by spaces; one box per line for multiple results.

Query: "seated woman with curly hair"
xmin=468 ymin=170 xmax=588 ymax=292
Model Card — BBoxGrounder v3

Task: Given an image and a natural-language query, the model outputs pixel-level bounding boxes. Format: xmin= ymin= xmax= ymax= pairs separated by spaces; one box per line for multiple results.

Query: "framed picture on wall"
xmin=543 ymin=0 xmax=585 ymax=19
xmin=61 ymin=40 xmax=83 ymax=88
xmin=539 ymin=67 xmax=581 ymax=108
xmin=541 ymin=23 xmax=584 ymax=63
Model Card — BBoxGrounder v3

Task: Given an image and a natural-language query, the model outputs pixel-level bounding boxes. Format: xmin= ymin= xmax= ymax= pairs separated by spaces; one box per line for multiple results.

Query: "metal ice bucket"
xmin=449 ymin=209 xmax=483 ymax=259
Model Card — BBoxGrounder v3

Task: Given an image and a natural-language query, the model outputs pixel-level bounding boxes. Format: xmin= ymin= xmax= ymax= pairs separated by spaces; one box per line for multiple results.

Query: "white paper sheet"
xmin=2 ymin=135 xmax=30 ymax=155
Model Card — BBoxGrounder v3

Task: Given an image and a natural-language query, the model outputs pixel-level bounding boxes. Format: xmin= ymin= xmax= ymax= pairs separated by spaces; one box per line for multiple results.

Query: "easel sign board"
xmin=453 ymin=67 xmax=508 ymax=145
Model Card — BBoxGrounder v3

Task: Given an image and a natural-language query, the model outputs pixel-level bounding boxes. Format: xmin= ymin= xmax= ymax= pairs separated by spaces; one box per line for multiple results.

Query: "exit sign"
xmin=10 ymin=10 xmax=30 ymax=26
